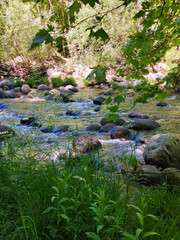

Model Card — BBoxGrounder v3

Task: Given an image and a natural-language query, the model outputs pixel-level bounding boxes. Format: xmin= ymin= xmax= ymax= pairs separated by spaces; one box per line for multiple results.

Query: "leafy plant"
xmin=122 ymin=197 xmax=160 ymax=240
xmin=63 ymin=77 xmax=76 ymax=86
xmin=51 ymin=77 xmax=63 ymax=88
xmin=86 ymin=65 xmax=109 ymax=84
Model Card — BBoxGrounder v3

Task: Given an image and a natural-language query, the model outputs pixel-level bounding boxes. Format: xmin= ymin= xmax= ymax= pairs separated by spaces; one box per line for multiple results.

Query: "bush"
xmin=63 ymin=77 xmax=76 ymax=87
xmin=51 ymin=77 xmax=63 ymax=88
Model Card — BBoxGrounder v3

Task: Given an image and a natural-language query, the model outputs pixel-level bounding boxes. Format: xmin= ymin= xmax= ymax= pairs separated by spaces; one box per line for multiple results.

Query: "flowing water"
xmin=0 ymin=88 xmax=180 ymax=171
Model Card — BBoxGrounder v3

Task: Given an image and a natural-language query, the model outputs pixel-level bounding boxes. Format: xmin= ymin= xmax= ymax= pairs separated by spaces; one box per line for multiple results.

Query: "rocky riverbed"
xmin=0 ymin=81 xmax=180 ymax=183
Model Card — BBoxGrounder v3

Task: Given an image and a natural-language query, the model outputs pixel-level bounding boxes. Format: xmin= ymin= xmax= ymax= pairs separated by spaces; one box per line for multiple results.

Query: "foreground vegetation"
xmin=0 ymin=136 xmax=180 ymax=240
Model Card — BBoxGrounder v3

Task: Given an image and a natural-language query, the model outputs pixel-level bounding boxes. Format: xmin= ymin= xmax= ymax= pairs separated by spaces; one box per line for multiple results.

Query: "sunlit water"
xmin=0 ymin=88 xmax=179 ymax=171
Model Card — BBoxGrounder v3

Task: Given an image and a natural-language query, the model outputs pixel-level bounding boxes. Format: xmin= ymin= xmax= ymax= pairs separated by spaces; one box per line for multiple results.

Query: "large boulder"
xmin=110 ymin=126 xmax=130 ymax=140
xmin=73 ymin=134 xmax=102 ymax=154
xmin=144 ymin=134 xmax=180 ymax=169
xmin=129 ymin=119 xmax=160 ymax=130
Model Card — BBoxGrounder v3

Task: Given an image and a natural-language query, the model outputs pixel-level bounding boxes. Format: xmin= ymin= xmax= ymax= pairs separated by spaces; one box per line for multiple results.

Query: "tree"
xmin=30 ymin=0 xmax=180 ymax=110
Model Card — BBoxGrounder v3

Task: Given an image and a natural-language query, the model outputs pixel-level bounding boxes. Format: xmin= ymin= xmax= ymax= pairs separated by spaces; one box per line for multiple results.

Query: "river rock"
xmin=99 ymin=90 xmax=114 ymax=96
xmin=133 ymin=80 xmax=143 ymax=87
xmin=73 ymin=134 xmax=102 ymax=154
xmin=99 ymin=123 xmax=116 ymax=132
xmin=129 ymin=119 xmax=160 ymax=130
xmin=22 ymin=84 xmax=31 ymax=94
xmin=49 ymin=89 xmax=60 ymax=97
xmin=84 ymin=124 xmax=101 ymax=131
xmin=37 ymin=84 xmax=51 ymax=91
xmin=20 ymin=117 xmax=41 ymax=127
xmin=0 ymin=80 xmax=9 ymax=88
xmin=59 ymin=90 xmax=74 ymax=103
xmin=118 ymin=81 xmax=132 ymax=89
xmin=0 ymin=125 xmax=15 ymax=140
xmin=128 ymin=111 xmax=149 ymax=119
xmin=136 ymin=164 xmax=162 ymax=184
xmin=100 ymin=117 xmax=114 ymax=126
xmin=64 ymin=85 xmax=78 ymax=92
xmin=162 ymin=167 xmax=180 ymax=184
xmin=157 ymin=101 xmax=168 ymax=107
xmin=8 ymin=91 xmax=21 ymax=98
xmin=0 ymin=90 xmax=7 ymax=98
xmin=144 ymin=134 xmax=180 ymax=169
xmin=40 ymin=126 xmax=54 ymax=133
xmin=110 ymin=126 xmax=130 ymax=140
xmin=114 ymin=119 xmax=126 ymax=126
xmin=93 ymin=96 xmax=106 ymax=105
xmin=66 ymin=110 xmax=80 ymax=116
xmin=12 ymin=87 xmax=22 ymax=92
xmin=7 ymin=81 xmax=16 ymax=89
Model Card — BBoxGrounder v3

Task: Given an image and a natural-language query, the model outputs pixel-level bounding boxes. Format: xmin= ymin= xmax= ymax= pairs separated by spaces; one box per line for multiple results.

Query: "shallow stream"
xmin=0 ymin=88 xmax=180 ymax=171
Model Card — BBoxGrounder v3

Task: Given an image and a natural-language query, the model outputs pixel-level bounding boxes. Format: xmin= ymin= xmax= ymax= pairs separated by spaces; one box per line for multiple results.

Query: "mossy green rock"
xmin=144 ymin=134 xmax=180 ymax=169
xmin=0 ymin=125 xmax=15 ymax=140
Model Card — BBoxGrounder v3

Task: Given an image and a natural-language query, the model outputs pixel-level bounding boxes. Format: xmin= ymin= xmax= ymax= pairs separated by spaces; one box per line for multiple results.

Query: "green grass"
xmin=0 ymin=136 xmax=180 ymax=240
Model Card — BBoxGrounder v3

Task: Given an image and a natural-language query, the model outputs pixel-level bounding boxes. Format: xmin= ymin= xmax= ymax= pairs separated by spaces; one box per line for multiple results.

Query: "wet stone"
xmin=157 ymin=101 xmax=168 ymax=107
xmin=93 ymin=96 xmax=106 ymax=105
xmin=129 ymin=119 xmax=160 ymax=130
xmin=128 ymin=111 xmax=149 ymax=119
xmin=99 ymin=123 xmax=116 ymax=132
xmin=84 ymin=124 xmax=101 ymax=131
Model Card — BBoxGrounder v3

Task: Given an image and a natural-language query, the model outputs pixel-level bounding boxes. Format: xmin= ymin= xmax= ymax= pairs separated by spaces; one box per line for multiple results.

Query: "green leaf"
xmin=103 ymin=96 xmax=112 ymax=104
xmin=136 ymin=228 xmax=142 ymax=238
xmin=106 ymin=113 xmax=120 ymax=121
xmin=86 ymin=65 xmax=109 ymax=83
xmin=155 ymin=91 xmax=169 ymax=101
xmin=86 ymin=232 xmax=101 ymax=240
xmin=96 ymin=16 xmax=102 ymax=22
xmin=134 ymin=10 xmax=146 ymax=19
xmin=97 ymin=224 xmax=104 ymax=234
xmin=136 ymin=212 xmax=144 ymax=226
xmin=131 ymin=59 xmax=139 ymax=67
xmin=60 ymin=214 xmax=70 ymax=222
xmin=43 ymin=207 xmax=57 ymax=214
xmin=81 ymin=0 xmax=100 ymax=8
xmin=29 ymin=28 xmax=53 ymax=51
xmin=123 ymin=232 xmax=138 ymax=240
xmin=117 ymin=68 xmax=125 ymax=74
xmin=142 ymin=232 xmax=160 ymax=238
xmin=107 ymin=105 xmax=119 ymax=113
xmin=146 ymin=214 xmax=158 ymax=221
xmin=128 ymin=204 xmax=143 ymax=214
xmin=69 ymin=1 xmax=81 ymax=17
xmin=114 ymin=95 xmax=125 ymax=104
xmin=112 ymin=82 xmax=118 ymax=89
xmin=94 ymin=28 xmax=109 ymax=42
xmin=117 ymin=86 xmax=126 ymax=92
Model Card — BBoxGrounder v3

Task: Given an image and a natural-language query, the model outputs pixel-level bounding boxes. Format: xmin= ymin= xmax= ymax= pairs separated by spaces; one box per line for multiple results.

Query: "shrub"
xmin=51 ymin=77 xmax=63 ymax=88
xmin=63 ymin=77 xmax=76 ymax=87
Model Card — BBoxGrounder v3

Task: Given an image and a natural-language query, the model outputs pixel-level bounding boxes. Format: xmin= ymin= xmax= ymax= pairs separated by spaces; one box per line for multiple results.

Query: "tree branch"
xmin=74 ymin=3 xmax=126 ymax=27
